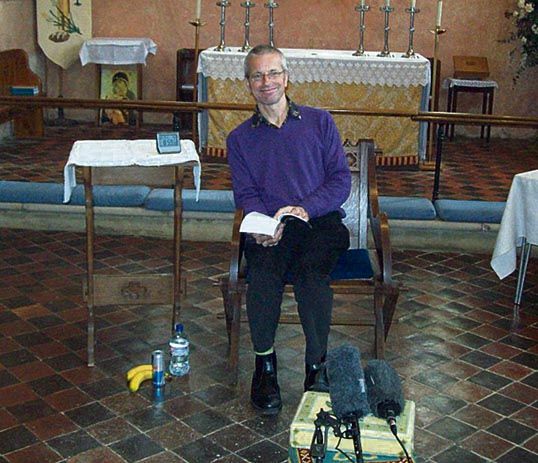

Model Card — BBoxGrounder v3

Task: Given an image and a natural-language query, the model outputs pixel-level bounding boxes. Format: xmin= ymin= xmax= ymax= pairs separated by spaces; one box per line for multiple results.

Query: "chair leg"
xmin=228 ymin=291 xmax=242 ymax=376
xmin=373 ymin=288 xmax=385 ymax=359
xmin=382 ymin=285 xmax=400 ymax=341
xmin=219 ymin=280 xmax=233 ymax=342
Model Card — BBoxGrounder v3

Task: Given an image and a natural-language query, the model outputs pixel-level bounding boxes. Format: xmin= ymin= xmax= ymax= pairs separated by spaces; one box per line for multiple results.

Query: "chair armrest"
xmin=370 ymin=212 xmax=396 ymax=286
xmin=228 ymin=208 xmax=246 ymax=287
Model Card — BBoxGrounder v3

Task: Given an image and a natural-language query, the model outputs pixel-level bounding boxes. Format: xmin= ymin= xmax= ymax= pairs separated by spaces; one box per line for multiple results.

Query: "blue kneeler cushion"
xmin=435 ymin=199 xmax=505 ymax=223
xmin=145 ymin=188 xmax=236 ymax=213
xmin=379 ymin=196 xmax=437 ymax=220
xmin=0 ymin=181 xmax=64 ymax=204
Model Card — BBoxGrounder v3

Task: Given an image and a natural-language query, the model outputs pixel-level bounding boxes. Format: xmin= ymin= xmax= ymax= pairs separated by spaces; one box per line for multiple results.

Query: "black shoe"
xmin=304 ymin=361 xmax=330 ymax=393
xmin=251 ymin=352 xmax=282 ymax=415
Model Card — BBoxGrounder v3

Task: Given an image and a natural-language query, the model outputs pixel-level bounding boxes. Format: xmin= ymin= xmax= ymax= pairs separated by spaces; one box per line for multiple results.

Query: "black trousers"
xmin=244 ymin=211 xmax=350 ymax=365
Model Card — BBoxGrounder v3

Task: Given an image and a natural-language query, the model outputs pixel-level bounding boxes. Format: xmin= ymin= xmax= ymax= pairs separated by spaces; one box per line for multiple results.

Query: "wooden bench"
xmin=0 ymin=49 xmax=44 ymax=137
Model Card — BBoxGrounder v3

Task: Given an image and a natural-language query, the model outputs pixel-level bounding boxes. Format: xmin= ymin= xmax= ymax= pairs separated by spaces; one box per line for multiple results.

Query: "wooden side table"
xmin=444 ymin=78 xmax=497 ymax=142
xmin=63 ymin=139 xmax=201 ymax=367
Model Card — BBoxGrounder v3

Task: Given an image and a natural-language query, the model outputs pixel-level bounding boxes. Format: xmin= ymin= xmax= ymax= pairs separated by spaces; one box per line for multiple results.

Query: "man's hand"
xmin=252 ymin=222 xmax=285 ymax=247
xmin=275 ymin=205 xmax=309 ymax=221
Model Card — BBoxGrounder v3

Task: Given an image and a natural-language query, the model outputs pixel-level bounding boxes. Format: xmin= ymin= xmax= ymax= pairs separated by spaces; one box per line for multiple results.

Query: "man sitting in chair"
xmin=227 ymin=45 xmax=351 ymax=415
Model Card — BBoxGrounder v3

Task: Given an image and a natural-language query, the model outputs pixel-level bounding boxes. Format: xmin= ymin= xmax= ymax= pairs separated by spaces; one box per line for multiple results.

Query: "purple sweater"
xmin=226 ymin=105 xmax=351 ymax=219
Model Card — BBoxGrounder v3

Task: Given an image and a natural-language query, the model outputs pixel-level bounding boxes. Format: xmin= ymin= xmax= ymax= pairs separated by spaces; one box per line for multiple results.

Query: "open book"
xmin=239 ymin=211 xmax=311 ymax=237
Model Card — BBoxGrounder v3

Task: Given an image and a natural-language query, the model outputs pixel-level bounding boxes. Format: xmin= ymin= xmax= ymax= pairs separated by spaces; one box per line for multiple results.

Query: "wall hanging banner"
xmin=37 ymin=0 xmax=92 ymax=69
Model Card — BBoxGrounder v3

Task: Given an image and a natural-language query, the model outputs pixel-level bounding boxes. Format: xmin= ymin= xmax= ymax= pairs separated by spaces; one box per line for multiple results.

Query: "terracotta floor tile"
xmin=461 ymin=430 xmax=513 ymax=460
xmin=0 ymin=383 xmax=38 ymax=407
xmin=9 ymin=361 xmax=56 ymax=382
xmin=4 ymin=442 xmax=63 ymax=463
xmin=480 ymin=342 xmax=523 ymax=360
xmin=44 ymin=388 xmax=93 ymax=412
xmin=60 ymin=367 xmax=107 ymax=386
xmin=65 ymin=446 xmax=126 ymax=463
xmin=489 ymin=360 xmax=533 ymax=380
xmin=0 ymin=408 xmax=18 ymax=431
xmin=453 ymin=404 xmax=502 ymax=429
xmin=28 ymin=341 xmax=71 ymax=359
xmin=26 ymin=413 xmax=79 ymax=441
xmin=499 ymin=381 xmax=538 ymax=405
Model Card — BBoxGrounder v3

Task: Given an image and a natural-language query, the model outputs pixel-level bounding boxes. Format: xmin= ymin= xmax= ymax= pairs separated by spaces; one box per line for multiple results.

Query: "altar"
xmin=197 ymin=47 xmax=431 ymax=166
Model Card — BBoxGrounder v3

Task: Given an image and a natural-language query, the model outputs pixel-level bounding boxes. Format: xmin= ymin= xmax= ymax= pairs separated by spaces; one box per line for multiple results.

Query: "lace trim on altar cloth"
xmin=199 ymin=48 xmax=431 ymax=87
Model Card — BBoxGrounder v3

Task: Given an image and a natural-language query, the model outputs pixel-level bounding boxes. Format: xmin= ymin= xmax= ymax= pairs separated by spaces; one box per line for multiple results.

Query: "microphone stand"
xmin=311 ymin=410 xmax=365 ymax=463
xmin=343 ymin=416 xmax=364 ymax=463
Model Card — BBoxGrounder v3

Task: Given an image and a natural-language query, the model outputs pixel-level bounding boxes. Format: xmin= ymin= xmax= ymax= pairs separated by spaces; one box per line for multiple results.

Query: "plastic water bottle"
xmin=168 ymin=323 xmax=190 ymax=376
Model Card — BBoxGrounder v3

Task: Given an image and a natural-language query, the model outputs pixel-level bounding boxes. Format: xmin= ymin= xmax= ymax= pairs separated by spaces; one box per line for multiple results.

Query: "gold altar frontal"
xmin=288 ymin=392 xmax=415 ymax=463
xmin=198 ymin=48 xmax=430 ymax=166
xmin=205 ymin=80 xmax=422 ymax=166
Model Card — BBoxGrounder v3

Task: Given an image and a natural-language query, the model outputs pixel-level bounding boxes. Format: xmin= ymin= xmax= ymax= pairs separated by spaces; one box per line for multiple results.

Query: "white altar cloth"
xmin=198 ymin=48 xmax=430 ymax=87
xmin=79 ymin=38 xmax=157 ymax=66
xmin=63 ymin=139 xmax=201 ymax=203
xmin=491 ymin=169 xmax=538 ymax=279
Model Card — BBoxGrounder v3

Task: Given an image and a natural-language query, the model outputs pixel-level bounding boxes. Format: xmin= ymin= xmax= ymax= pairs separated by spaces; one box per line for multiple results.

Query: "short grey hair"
xmin=244 ymin=44 xmax=288 ymax=78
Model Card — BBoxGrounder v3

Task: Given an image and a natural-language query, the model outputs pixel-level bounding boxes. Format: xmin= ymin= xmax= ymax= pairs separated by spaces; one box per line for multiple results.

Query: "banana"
xmin=126 ymin=364 xmax=152 ymax=382
xmin=129 ymin=370 xmax=153 ymax=393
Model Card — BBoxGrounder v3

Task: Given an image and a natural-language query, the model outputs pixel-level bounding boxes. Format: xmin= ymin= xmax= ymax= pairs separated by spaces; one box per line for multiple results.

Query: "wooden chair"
xmin=219 ymin=139 xmax=400 ymax=374
xmin=0 ymin=49 xmax=44 ymax=137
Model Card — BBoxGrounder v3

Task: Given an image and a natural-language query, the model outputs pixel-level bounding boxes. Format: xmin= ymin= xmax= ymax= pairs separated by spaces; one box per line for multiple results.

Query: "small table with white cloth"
xmin=197 ymin=48 xmax=431 ymax=166
xmin=443 ymin=78 xmax=498 ymax=142
xmin=63 ymin=139 xmax=201 ymax=366
xmin=79 ymin=38 xmax=157 ymax=126
xmin=491 ymin=169 xmax=538 ymax=329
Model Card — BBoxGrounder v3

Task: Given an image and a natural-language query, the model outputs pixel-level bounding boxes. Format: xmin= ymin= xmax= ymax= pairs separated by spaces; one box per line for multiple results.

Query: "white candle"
xmin=436 ymin=0 xmax=443 ymax=27
xmin=385 ymin=0 xmax=391 ymax=6
xmin=411 ymin=0 xmax=416 ymax=8
xmin=195 ymin=0 xmax=202 ymax=19
xmin=360 ymin=0 xmax=366 ymax=6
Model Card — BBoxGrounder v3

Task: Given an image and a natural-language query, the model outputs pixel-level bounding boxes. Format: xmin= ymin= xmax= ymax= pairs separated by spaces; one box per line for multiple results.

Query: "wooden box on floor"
xmin=288 ymin=392 xmax=415 ymax=463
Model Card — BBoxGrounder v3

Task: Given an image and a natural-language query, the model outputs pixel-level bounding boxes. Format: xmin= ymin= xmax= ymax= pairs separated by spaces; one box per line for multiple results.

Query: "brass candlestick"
xmin=353 ymin=3 xmax=370 ymax=56
xmin=404 ymin=6 xmax=420 ymax=58
xmin=240 ymin=1 xmax=255 ymax=52
xmin=215 ymin=0 xmax=231 ymax=52
xmin=377 ymin=4 xmax=394 ymax=57
xmin=265 ymin=1 xmax=279 ymax=48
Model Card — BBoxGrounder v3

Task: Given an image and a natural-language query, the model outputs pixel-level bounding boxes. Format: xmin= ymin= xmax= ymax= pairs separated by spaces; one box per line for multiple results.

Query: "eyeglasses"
xmin=248 ymin=70 xmax=286 ymax=82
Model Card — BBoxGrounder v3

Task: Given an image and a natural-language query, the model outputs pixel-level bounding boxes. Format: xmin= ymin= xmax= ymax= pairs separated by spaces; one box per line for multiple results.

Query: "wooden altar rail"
xmin=2 ymin=95 xmax=536 ymax=200
xmin=1 ymin=96 xmax=537 ymax=130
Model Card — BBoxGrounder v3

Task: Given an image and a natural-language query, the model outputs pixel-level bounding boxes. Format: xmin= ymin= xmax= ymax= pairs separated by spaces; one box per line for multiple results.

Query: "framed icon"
xmin=99 ymin=67 xmax=138 ymax=125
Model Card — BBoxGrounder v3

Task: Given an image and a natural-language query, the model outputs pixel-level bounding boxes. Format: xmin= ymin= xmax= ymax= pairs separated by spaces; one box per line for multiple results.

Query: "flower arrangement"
xmin=504 ymin=0 xmax=538 ymax=81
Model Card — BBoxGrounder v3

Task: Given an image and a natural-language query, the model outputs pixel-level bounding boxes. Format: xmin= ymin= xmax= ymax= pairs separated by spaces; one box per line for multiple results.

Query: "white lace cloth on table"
xmin=63 ymin=139 xmax=201 ymax=203
xmin=79 ymin=38 xmax=157 ymax=66
xmin=198 ymin=48 xmax=431 ymax=87
xmin=443 ymin=78 xmax=498 ymax=89
xmin=491 ymin=169 xmax=538 ymax=280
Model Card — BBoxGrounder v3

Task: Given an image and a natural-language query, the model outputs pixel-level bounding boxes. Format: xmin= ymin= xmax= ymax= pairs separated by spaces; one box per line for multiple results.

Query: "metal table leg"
xmin=511 ymin=238 xmax=532 ymax=332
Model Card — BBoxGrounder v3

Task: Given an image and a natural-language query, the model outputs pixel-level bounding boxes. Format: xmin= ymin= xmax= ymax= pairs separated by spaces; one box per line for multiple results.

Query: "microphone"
xmin=326 ymin=345 xmax=370 ymax=463
xmin=326 ymin=344 xmax=371 ymax=420
xmin=364 ymin=359 xmax=404 ymax=436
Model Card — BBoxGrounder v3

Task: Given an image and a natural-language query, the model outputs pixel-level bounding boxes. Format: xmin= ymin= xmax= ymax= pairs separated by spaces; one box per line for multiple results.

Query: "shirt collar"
xmin=251 ymin=97 xmax=302 ymax=128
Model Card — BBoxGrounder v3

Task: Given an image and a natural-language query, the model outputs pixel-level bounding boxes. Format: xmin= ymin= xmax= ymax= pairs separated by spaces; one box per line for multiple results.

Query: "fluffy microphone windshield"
xmin=364 ymin=359 xmax=404 ymax=419
xmin=326 ymin=345 xmax=371 ymax=420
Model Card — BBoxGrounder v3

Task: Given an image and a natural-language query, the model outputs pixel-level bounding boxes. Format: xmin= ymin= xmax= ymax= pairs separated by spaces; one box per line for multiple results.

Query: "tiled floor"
xmin=0 ymin=125 xmax=537 ymax=462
